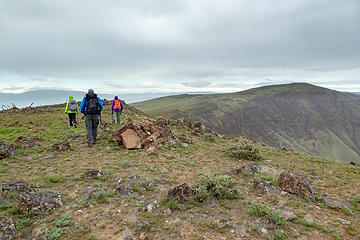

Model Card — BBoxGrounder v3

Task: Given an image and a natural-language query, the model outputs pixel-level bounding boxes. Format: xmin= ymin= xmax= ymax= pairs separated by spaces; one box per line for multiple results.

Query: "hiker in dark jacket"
xmin=80 ymin=89 xmax=103 ymax=147
xmin=111 ymin=96 xmax=123 ymax=124
xmin=65 ymin=96 xmax=78 ymax=128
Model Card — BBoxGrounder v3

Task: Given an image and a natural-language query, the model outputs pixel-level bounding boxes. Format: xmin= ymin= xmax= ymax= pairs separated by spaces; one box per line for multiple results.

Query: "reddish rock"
xmin=146 ymin=146 xmax=158 ymax=155
xmin=167 ymin=183 xmax=192 ymax=203
xmin=121 ymin=129 xmax=141 ymax=149
xmin=278 ymin=170 xmax=314 ymax=200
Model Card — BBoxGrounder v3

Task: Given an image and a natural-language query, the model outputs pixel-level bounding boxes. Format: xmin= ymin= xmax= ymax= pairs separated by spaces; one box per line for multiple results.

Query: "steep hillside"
xmin=132 ymin=83 xmax=360 ymax=164
xmin=0 ymin=102 xmax=359 ymax=240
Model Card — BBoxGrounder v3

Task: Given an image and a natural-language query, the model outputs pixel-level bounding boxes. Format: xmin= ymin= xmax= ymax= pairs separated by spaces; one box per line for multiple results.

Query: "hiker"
xmin=65 ymin=96 xmax=78 ymax=128
xmin=111 ymin=96 xmax=123 ymax=124
xmin=80 ymin=89 xmax=103 ymax=147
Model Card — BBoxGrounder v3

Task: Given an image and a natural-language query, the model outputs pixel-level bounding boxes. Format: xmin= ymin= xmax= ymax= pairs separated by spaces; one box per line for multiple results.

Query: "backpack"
xmin=68 ymin=100 xmax=77 ymax=111
xmin=114 ymin=100 xmax=121 ymax=110
xmin=85 ymin=95 xmax=100 ymax=115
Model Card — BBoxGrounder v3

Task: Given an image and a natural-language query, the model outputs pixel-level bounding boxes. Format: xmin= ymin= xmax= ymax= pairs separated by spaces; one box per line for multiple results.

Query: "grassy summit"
xmin=0 ymin=101 xmax=359 ymax=240
xmin=132 ymin=83 xmax=360 ymax=164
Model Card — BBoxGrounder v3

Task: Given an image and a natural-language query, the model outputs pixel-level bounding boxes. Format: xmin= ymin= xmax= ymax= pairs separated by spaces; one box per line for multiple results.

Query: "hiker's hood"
xmin=69 ymin=96 xmax=74 ymax=101
xmin=114 ymin=96 xmax=119 ymax=100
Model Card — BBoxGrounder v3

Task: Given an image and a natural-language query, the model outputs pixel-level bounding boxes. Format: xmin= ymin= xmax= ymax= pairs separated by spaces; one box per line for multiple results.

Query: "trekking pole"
xmin=99 ymin=115 xmax=104 ymax=140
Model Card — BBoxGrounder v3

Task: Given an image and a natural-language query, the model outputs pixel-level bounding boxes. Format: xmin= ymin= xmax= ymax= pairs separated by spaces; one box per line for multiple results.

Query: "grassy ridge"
xmin=132 ymin=83 xmax=360 ymax=164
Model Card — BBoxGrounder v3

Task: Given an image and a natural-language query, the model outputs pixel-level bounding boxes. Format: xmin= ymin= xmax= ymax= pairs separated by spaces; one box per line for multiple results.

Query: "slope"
xmin=132 ymin=83 xmax=360 ymax=164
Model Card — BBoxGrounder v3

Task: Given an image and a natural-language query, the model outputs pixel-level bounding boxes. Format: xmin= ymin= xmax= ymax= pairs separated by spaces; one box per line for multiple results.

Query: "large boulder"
xmin=0 ymin=141 xmax=17 ymax=160
xmin=18 ymin=192 xmax=63 ymax=211
xmin=120 ymin=129 xmax=141 ymax=149
xmin=167 ymin=183 xmax=192 ymax=203
xmin=0 ymin=217 xmax=16 ymax=240
xmin=278 ymin=170 xmax=314 ymax=200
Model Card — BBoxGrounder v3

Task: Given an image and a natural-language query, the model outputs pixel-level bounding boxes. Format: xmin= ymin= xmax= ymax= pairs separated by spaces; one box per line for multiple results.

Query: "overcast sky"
xmin=0 ymin=0 xmax=359 ymax=93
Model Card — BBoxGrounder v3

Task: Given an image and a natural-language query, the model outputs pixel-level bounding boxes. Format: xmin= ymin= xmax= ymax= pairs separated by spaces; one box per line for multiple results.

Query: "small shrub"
xmin=162 ymin=199 xmax=185 ymax=211
xmin=228 ymin=144 xmax=263 ymax=161
xmin=247 ymin=202 xmax=287 ymax=226
xmin=54 ymin=213 xmax=72 ymax=227
xmin=45 ymin=227 xmax=67 ymax=240
xmin=274 ymin=229 xmax=287 ymax=240
xmin=45 ymin=174 xmax=65 ymax=183
xmin=192 ymin=174 xmax=241 ymax=201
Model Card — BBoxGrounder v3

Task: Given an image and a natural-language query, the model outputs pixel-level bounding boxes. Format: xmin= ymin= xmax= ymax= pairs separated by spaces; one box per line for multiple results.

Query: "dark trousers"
xmin=68 ymin=113 xmax=77 ymax=126
xmin=85 ymin=116 xmax=99 ymax=144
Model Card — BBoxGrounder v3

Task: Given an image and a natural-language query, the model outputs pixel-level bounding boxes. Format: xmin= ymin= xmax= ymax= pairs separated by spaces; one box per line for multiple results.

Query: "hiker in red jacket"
xmin=111 ymin=96 xmax=123 ymax=124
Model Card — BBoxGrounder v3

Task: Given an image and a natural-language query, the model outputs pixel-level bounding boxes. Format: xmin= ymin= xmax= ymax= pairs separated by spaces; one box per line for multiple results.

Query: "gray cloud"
xmin=0 ymin=0 xmax=359 ymax=91
xmin=182 ymin=80 xmax=212 ymax=88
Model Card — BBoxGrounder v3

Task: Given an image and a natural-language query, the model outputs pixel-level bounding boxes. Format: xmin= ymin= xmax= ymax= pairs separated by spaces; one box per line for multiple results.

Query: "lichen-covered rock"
xmin=18 ymin=192 xmax=63 ymax=211
xmin=167 ymin=183 xmax=192 ymax=203
xmin=84 ymin=169 xmax=102 ymax=180
xmin=241 ymin=162 xmax=260 ymax=174
xmin=1 ymin=181 xmax=28 ymax=193
xmin=15 ymin=136 xmax=39 ymax=149
xmin=134 ymin=220 xmax=151 ymax=231
xmin=253 ymin=179 xmax=278 ymax=195
xmin=274 ymin=206 xmax=297 ymax=221
xmin=323 ymin=197 xmax=352 ymax=209
xmin=0 ymin=141 xmax=17 ymax=160
xmin=52 ymin=142 xmax=70 ymax=152
xmin=0 ymin=217 xmax=16 ymax=240
xmin=278 ymin=170 xmax=314 ymax=200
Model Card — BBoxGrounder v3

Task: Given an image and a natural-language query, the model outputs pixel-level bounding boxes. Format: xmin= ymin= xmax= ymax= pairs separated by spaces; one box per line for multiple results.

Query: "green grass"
xmin=247 ymin=202 xmax=287 ymax=226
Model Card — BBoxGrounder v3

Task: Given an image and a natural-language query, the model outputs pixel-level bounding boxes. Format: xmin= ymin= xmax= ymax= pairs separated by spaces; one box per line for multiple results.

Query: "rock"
xmin=304 ymin=215 xmax=314 ymax=222
xmin=0 ymin=141 xmax=17 ymax=160
xmin=139 ymin=233 xmax=147 ymax=240
xmin=231 ymin=223 xmax=251 ymax=238
xmin=241 ymin=162 xmax=260 ymax=174
xmin=274 ymin=206 xmax=297 ymax=221
xmin=180 ymin=143 xmax=188 ymax=148
xmin=18 ymin=192 xmax=63 ymax=211
xmin=146 ymin=146 xmax=157 ymax=155
xmin=114 ymin=181 xmax=134 ymax=196
xmin=0 ymin=217 xmax=16 ymax=240
xmin=223 ymin=162 xmax=260 ymax=176
xmin=213 ymin=219 xmax=229 ymax=229
xmin=143 ymin=200 xmax=158 ymax=212
xmin=278 ymin=170 xmax=314 ymax=200
xmin=75 ymin=210 xmax=84 ymax=216
xmin=140 ymin=119 xmax=153 ymax=130
xmin=52 ymin=142 xmax=70 ymax=152
xmin=178 ymin=134 xmax=193 ymax=144
xmin=121 ymin=129 xmax=141 ymax=149
xmin=84 ymin=169 xmax=102 ymax=180
xmin=15 ymin=136 xmax=38 ymax=149
xmin=42 ymin=153 xmax=56 ymax=159
xmin=123 ymin=235 xmax=135 ymax=240
xmin=134 ymin=220 xmax=151 ymax=231
xmin=1 ymin=181 xmax=28 ymax=193
xmin=323 ymin=197 xmax=352 ymax=209
xmin=163 ymin=208 xmax=172 ymax=216
xmin=253 ymin=179 xmax=278 ymax=195
xmin=167 ymin=183 xmax=192 ymax=203
xmin=337 ymin=218 xmax=351 ymax=225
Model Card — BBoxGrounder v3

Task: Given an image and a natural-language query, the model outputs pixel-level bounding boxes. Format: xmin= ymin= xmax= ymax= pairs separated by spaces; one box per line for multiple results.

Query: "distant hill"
xmin=0 ymin=90 xmax=190 ymax=109
xmin=133 ymin=83 xmax=360 ymax=164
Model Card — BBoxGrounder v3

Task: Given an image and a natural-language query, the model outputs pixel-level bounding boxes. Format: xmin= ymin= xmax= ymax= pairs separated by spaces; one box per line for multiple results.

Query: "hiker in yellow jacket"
xmin=65 ymin=96 xmax=78 ymax=128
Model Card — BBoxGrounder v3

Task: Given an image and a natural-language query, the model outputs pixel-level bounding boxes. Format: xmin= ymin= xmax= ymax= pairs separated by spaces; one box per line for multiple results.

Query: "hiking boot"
xmin=93 ymin=138 xmax=97 ymax=144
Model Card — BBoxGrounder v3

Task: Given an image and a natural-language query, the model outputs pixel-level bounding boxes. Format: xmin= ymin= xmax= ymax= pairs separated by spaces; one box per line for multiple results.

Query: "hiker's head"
xmin=88 ymin=89 xmax=94 ymax=95
xmin=114 ymin=96 xmax=118 ymax=100
xmin=69 ymin=96 xmax=74 ymax=100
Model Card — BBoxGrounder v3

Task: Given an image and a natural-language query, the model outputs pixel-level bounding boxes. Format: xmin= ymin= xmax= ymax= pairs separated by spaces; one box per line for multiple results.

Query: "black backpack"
xmin=85 ymin=94 xmax=100 ymax=115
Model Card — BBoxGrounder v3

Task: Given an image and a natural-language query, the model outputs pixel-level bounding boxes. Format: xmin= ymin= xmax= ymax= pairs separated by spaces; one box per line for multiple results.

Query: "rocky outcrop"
xmin=18 ymin=192 xmax=63 ymax=211
xmin=278 ymin=170 xmax=314 ymax=200
xmin=0 ymin=217 xmax=16 ymax=240
xmin=112 ymin=118 xmax=192 ymax=150
xmin=0 ymin=141 xmax=17 ymax=160
xmin=167 ymin=183 xmax=193 ymax=203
